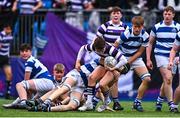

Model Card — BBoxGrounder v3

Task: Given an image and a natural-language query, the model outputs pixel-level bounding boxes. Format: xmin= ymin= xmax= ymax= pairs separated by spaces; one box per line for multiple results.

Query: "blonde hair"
xmin=131 ymin=16 xmax=144 ymax=26
xmin=53 ymin=63 xmax=65 ymax=72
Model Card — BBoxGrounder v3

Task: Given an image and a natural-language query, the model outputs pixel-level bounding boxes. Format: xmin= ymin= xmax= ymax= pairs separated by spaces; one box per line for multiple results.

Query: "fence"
xmin=0 ymin=9 xmax=180 ymax=55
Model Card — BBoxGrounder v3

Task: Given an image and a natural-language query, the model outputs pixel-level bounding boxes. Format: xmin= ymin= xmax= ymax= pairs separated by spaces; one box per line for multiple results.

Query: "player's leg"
xmin=173 ymin=85 xmax=180 ymax=113
xmin=155 ymin=83 xmax=165 ymax=111
xmin=82 ymin=66 xmax=106 ymax=106
xmin=133 ymin=66 xmax=151 ymax=112
xmin=110 ymin=82 xmax=124 ymax=110
xmin=51 ymin=91 xmax=82 ymax=112
xmin=159 ymin=67 xmax=174 ymax=111
xmin=42 ymin=77 xmax=76 ymax=109
xmin=3 ymin=64 xmax=12 ymax=99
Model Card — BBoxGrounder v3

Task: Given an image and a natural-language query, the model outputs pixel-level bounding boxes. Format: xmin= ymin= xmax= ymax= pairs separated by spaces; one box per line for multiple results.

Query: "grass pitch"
xmin=0 ymin=99 xmax=179 ymax=117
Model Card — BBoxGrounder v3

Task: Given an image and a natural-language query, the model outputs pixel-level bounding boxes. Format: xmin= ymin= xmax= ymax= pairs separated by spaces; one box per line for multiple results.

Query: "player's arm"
xmin=32 ymin=0 xmax=43 ymax=12
xmin=24 ymin=71 xmax=31 ymax=80
xmin=168 ymin=43 xmax=179 ymax=69
xmin=146 ymin=35 xmax=155 ymax=70
xmin=128 ymin=46 xmax=145 ymax=64
xmin=12 ymin=0 xmax=18 ymax=12
xmin=75 ymin=44 xmax=93 ymax=71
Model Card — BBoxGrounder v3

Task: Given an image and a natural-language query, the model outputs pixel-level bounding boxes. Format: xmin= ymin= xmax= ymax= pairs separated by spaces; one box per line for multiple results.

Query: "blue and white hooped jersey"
xmin=150 ymin=21 xmax=180 ymax=57
xmin=97 ymin=20 xmax=128 ymax=43
xmin=25 ymin=55 xmax=53 ymax=81
xmin=17 ymin=0 xmax=41 ymax=14
xmin=79 ymin=59 xmax=100 ymax=86
xmin=117 ymin=28 xmax=149 ymax=57
xmin=175 ymin=31 xmax=180 ymax=47
xmin=0 ymin=31 xmax=13 ymax=56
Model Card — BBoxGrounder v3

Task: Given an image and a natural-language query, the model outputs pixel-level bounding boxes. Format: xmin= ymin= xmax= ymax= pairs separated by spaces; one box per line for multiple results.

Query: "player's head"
xmin=20 ymin=43 xmax=32 ymax=60
xmin=110 ymin=6 xmax=122 ymax=24
xmin=3 ymin=24 xmax=12 ymax=35
xmin=93 ymin=37 xmax=106 ymax=54
xmin=131 ymin=16 xmax=144 ymax=36
xmin=163 ymin=6 xmax=175 ymax=25
xmin=53 ymin=63 xmax=65 ymax=82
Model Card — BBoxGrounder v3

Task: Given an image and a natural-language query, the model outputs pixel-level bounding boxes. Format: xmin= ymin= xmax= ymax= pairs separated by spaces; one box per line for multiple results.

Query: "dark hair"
xmin=93 ymin=37 xmax=106 ymax=50
xmin=110 ymin=6 xmax=122 ymax=14
xmin=3 ymin=23 xmax=11 ymax=29
xmin=131 ymin=16 xmax=144 ymax=26
xmin=20 ymin=44 xmax=32 ymax=51
xmin=163 ymin=6 xmax=175 ymax=14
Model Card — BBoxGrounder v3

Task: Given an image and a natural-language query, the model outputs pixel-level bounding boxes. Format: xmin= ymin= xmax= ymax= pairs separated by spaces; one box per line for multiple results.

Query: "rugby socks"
xmin=36 ymin=98 xmax=43 ymax=105
xmin=134 ymin=98 xmax=142 ymax=106
xmin=156 ymin=96 xmax=164 ymax=104
xmin=92 ymin=96 xmax=100 ymax=109
xmin=168 ymin=101 xmax=175 ymax=109
xmin=5 ymin=80 xmax=11 ymax=98
xmin=112 ymin=97 xmax=119 ymax=103
xmin=103 ymin=90 xmax=110 ymax=105
xmin=86 ymin=86 xmax=95 ymax=103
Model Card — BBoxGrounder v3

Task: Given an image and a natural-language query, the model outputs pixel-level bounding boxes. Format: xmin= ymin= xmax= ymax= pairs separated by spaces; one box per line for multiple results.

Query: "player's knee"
xmin=166 ymin=78 xmax=172 ymax=85
xmin=89 ymin=74 xmax=98 ymax=82
xmin=70 ymin=97 xmax=80 ymax=110
xmin=99 ymin=83 xmax=106 ymax=90
xmin=62 ymin=83 xmax=71 ymax=91
xmin=140 ymin=73 xmax=151 ymax=82
xmin=17 ymin=80 xmax=30 ymax=90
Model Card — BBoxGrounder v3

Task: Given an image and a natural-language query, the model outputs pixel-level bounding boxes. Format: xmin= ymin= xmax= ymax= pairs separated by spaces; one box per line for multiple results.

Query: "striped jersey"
xmin=17 ymin=0 xmax=41 ymax=14
xmin=0 ymin=31 xmax=13 ymax=56
xmin=97 ymin=20 xmax=128 ymax=43
xmin=78 ymin=43 xmax=127 ymax=68
xmin=79 ymin=59 xmax=99 ymax=86
xmin=150 ymin=21 xmax=180 ymax=57
xmin=68 ymin=0 xmax=91 ymax=11
xmin=25 ymin=55 xmax=53 ymax=81
xmin=0 ymin=0 xmax=11 ymax=8
xmin=116 ymin=28 xmax=149 ymax=57
xmin=175 ymin=31 xmax=180 ymax=47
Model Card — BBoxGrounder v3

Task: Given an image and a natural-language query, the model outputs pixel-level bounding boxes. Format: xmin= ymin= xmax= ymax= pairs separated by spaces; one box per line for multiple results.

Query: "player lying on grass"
xmin=26 ymin=59 xmax=101 ymax=112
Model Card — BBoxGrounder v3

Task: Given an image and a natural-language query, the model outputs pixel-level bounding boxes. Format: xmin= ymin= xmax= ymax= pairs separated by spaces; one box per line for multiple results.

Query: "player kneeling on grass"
xmin=2 ymin=44 xmax=65 ymax=109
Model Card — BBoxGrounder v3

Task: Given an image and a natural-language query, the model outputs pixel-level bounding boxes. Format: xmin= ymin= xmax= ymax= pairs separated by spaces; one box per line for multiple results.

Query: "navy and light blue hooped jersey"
xmin=25 ymin=55 xmax=53 ymax=81
xmin=116 ymin=28 xmax=149 ymax=57
xmin=150 ymin=21 xmax=180 ymax=57
xmin=97 ymin=20 xmax=128 ymax=43
xmin=175 ymin=31 xmax=180 ymax=47
xmin=0 ymin=31 xmax=13 ymax=56
xmin=79 ymin=59 xmax=100 ymax=86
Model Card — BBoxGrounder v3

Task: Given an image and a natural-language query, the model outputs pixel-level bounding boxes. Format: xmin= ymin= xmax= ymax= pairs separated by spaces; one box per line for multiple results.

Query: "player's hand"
xmin=168 ymin=62 xmax=173 ymax=70
xmin=146 ymin=60 xmax=153 ymax=70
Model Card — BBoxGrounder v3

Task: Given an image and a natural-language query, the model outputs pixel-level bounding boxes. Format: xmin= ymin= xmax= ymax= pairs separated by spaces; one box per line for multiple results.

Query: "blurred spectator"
xmin=158 ymin=0 xmax=180 ymax=11
xmin=55 ymin=0 xmax=93 ymax=30
xmin=12 ymin=0 xmax=42 ymax=14
xmin=42 ymin=0 xmax=53 ymax=9
xmin=0 ymin=24 xmax=13 ymax=99
xmin=0 ymin=0 xmax=15 ymax=31
xmin=12 ymin=0 xmax=43 ymax=44
xmin=130 ymin=0 xmax=158 ymax=33
xmin=52 ymin=0 xmax=66 ymax=9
